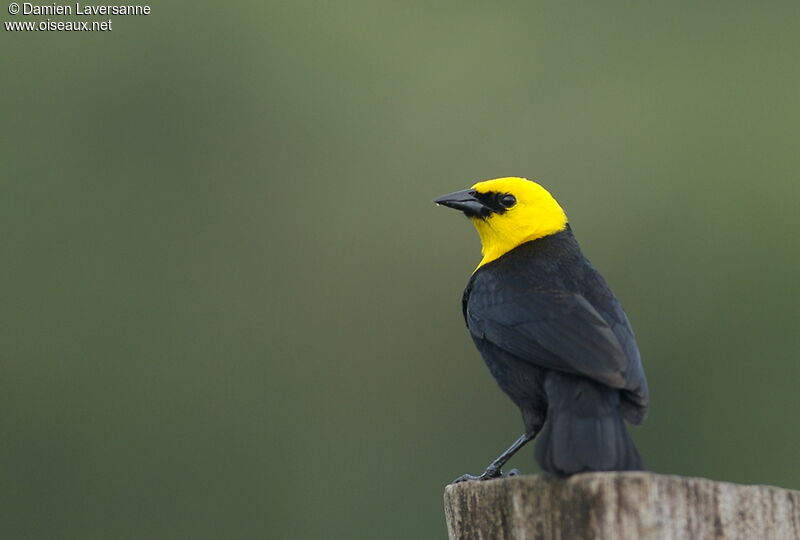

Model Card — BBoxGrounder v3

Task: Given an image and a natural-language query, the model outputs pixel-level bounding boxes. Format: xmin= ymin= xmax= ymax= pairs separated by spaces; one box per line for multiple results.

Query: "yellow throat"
xmin=470 ymin=177 xmax=568 ymax=270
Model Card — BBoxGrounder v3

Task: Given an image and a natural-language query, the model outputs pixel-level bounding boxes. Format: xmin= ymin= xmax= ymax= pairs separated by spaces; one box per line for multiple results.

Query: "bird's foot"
xmin=451 ymin=471 xmax=499 ymax=483
xmin=451 ymin=467 xmax=521 ymax=484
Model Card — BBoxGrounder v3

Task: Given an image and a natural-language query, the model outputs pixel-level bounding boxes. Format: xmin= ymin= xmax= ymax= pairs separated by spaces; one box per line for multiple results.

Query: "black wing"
xmin=465 ymin=282 xmax=648 ymax=413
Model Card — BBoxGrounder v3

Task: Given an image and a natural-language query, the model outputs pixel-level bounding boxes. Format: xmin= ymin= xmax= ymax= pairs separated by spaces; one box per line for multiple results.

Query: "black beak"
xmin=433 ymin=189 xmax=488 ymax=217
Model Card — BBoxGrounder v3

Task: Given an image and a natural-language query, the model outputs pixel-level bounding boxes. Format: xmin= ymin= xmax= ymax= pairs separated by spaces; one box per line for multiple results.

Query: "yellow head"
xmin=434 ymin=177 xmax=568 ymax=269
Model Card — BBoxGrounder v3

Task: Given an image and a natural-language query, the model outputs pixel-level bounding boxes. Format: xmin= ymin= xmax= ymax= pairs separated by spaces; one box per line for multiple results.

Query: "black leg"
xmin=451 ymin=431 xmax=537 ymax=483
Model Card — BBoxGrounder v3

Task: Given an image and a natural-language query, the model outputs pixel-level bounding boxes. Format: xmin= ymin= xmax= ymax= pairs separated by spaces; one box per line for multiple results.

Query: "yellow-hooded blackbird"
xmin=435 ymin=177 xmax=648 ymax=480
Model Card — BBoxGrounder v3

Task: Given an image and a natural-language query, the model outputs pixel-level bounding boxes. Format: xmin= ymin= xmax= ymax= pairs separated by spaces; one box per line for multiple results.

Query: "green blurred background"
xmin=3 ymin=1 xmax=799 ymax=538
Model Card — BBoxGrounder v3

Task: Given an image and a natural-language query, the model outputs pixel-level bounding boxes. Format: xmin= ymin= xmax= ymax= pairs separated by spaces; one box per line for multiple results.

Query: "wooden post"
xmin=444 ymin=472 xmax=800 ymax=539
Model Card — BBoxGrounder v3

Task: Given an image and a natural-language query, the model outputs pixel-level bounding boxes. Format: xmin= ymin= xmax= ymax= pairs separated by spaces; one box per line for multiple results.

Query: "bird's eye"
xmin=499 ymin=194 xmax=517 ymax=209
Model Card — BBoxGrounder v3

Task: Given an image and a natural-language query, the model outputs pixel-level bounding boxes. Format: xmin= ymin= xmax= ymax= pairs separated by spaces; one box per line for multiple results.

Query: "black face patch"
xmin=467 ymin=191 xmax=515 ymax=219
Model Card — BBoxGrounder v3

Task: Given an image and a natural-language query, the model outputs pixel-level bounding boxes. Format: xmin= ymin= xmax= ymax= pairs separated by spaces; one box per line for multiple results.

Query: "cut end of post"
xmin=444 ymin=471 xmax=800 ymax=540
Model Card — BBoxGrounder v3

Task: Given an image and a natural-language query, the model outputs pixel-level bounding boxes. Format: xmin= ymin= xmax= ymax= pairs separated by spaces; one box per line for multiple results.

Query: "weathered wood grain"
xmin=444 ymin=472 xmax=800 ymax=539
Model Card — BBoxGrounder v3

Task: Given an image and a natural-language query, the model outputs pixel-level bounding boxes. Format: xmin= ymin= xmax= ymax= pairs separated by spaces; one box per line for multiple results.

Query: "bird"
xmin=434 ymin=177 xmax=648 ymax=480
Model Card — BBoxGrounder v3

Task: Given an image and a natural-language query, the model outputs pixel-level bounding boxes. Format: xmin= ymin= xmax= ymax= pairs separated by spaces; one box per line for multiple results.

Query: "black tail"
xmin=534 ymin=372 xmax=643 ymax=476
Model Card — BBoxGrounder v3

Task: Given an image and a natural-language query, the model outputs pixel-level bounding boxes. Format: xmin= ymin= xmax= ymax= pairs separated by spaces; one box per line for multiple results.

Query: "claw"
xmin=450 ymin=467 xmax=523 ymax=484
xmin=451 ymin=473 xmax=481 ymax=484
xmin=450 ymin=467 xmax=503 ymax=484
